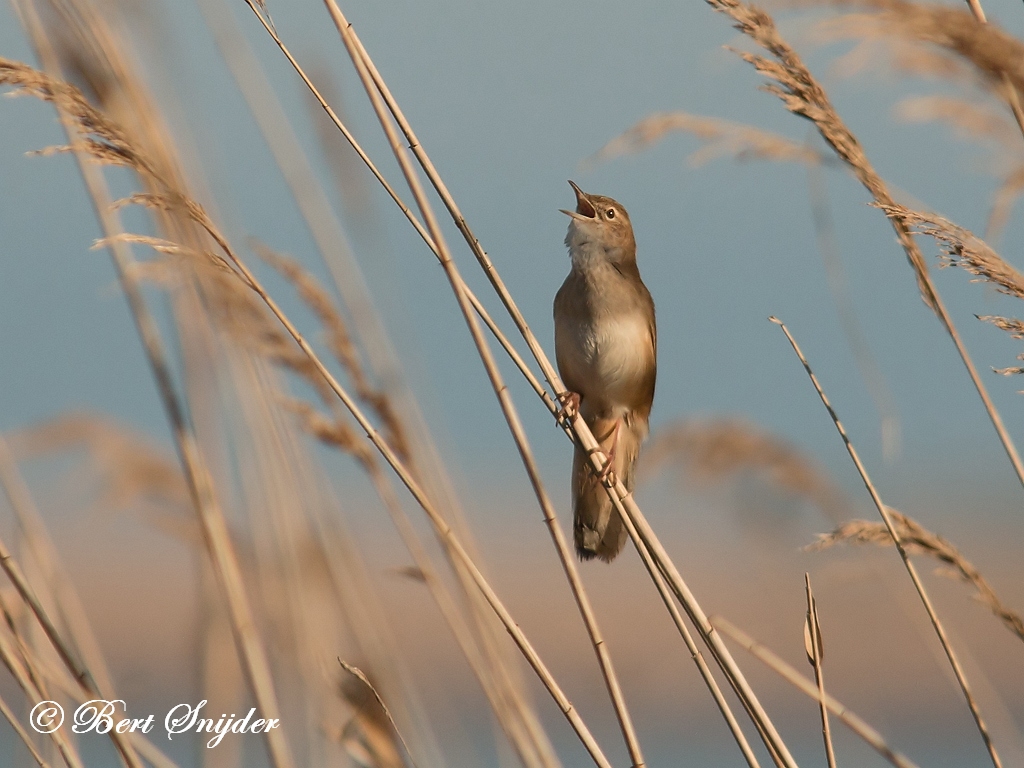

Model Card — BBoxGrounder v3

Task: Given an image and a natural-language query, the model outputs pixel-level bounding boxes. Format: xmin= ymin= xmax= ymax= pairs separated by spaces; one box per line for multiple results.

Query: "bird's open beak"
xmin=560 ymin=180 xmax=596 ymax=220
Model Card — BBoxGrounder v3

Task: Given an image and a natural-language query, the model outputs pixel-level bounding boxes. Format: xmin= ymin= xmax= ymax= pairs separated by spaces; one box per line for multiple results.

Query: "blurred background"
xmin=0 ymin=0 xmax=1023 ymax=766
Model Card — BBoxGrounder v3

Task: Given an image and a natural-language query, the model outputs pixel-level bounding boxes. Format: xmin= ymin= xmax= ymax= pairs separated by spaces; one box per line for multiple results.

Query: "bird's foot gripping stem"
xmin=586 ymin=445 xmax=617 ymax=487
xmin=555 ymin=390 xmax=581 ymax=425
xmin=587 ymin=419 xmax=621 ymax=486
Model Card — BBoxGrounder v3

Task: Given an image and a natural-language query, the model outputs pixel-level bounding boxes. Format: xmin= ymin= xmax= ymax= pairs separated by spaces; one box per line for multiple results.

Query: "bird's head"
xmin=561 ymin=180 xmax=635 ymax=262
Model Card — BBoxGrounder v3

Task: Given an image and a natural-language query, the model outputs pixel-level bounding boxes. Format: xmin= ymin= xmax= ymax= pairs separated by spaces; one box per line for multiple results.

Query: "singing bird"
xmin=554 ymin=181 xmax=656 ymax=562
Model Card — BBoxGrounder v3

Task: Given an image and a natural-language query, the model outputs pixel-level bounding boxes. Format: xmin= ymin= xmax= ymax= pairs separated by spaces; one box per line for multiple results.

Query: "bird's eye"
xmin=606 ymin=208 xmax=616 ymax=219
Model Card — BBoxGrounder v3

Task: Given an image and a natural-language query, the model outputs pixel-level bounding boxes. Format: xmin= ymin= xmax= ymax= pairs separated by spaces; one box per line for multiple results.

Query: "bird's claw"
xmin=586 ymin=446 xmax=617 ymax=486
xmin=556 ymin=391 xmax=581 ymax=425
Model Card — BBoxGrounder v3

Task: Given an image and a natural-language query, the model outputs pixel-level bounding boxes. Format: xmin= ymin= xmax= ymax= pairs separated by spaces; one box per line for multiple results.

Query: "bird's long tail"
xmin=572 ymin=416 xmax=643 ymax=562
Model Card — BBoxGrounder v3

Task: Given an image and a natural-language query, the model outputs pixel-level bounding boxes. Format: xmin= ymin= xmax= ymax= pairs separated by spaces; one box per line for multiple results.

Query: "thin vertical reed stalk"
xmin=804 ymin=574 xmax=837 ymax=768
xmin=320 ymin=5 xmax=646 ymax=766
xmin=772 ymin=317 xmax=1002 ymax=768
xmin=713 ymin=616 xmax=921 ymax=768
xmin=13 ymin=10 xmax=296 ymax=767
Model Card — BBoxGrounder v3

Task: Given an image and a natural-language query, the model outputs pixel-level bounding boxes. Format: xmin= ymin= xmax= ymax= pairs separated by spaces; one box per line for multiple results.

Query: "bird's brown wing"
xmin=554 ymin=273 xmax=586 ymax=397
xmin=631 ymin=279 xmax=657 ymax=425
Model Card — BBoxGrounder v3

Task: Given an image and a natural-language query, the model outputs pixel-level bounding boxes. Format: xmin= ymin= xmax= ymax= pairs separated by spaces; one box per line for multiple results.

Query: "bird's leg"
xmin=587 ymin=419 xmax=621 ymax=485
xmin=555 ymin=390 xmax=581 ymax=425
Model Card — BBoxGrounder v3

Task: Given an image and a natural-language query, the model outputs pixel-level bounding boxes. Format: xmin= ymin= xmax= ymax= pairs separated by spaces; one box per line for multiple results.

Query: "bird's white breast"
xmin=575 ymin=312 xmax=652 ymax=413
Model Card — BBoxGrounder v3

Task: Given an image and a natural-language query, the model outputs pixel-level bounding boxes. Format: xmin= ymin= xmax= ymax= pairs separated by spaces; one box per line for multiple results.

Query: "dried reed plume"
xmin=876 ymin=202 xmax=1024 ymax=374
xmin=8 ymin=413 xmax=188 ymax=516
xmin=815 ymin=0 xmax=1024 ymax=96
xmin=704 ymin=0 xmax=1024 ymax=500
xmin=0 ymin=59 xmax=155 ymax=176
xmin=977 ymin=315 xmax=1024 ymax=376
xmin=878 ymin=203 xmax=1024 ymax=298
xmin=282 ymin=399 xmax=376 ymax=469
xmin=640 ymin=418 xmax=850 ymax=521
xmin=587 ymin=111 xmax=832 ymax=168
xmin=895 ymin=95 xmax=1020 ymax=152
xmin=706 ymin=0 xmax=935 ymax=305
xmin=978 ymin=316 xmax=1024 ymax=339
xmin=814 ymin=17 xmax=978 ymax=89
xmin=808 ymin=508 xmax=1024 ymax=642
xmin=255 ymin=244 xmax=409 ymax=461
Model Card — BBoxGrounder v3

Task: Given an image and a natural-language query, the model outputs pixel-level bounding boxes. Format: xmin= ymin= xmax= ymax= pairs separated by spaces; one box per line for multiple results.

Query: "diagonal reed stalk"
xmin=0 ymin=606 xmax=85 ymax=768
xmin=772 ymin=316 xmax=1002 ymax=768
xmin=0 ymin=577 xmax=182 ymax=768
xmin=0 ymin=431 xmax=181 ymax=768
xmin=713 ymin=615 xmax=921 ymax=768
xmin=0 ymin=687 xmax=50 ymax=767
xmin=0 ymin=512 xmax=146 ymax=768
xmin=0 ymin=429 xmax=117 ymax=696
